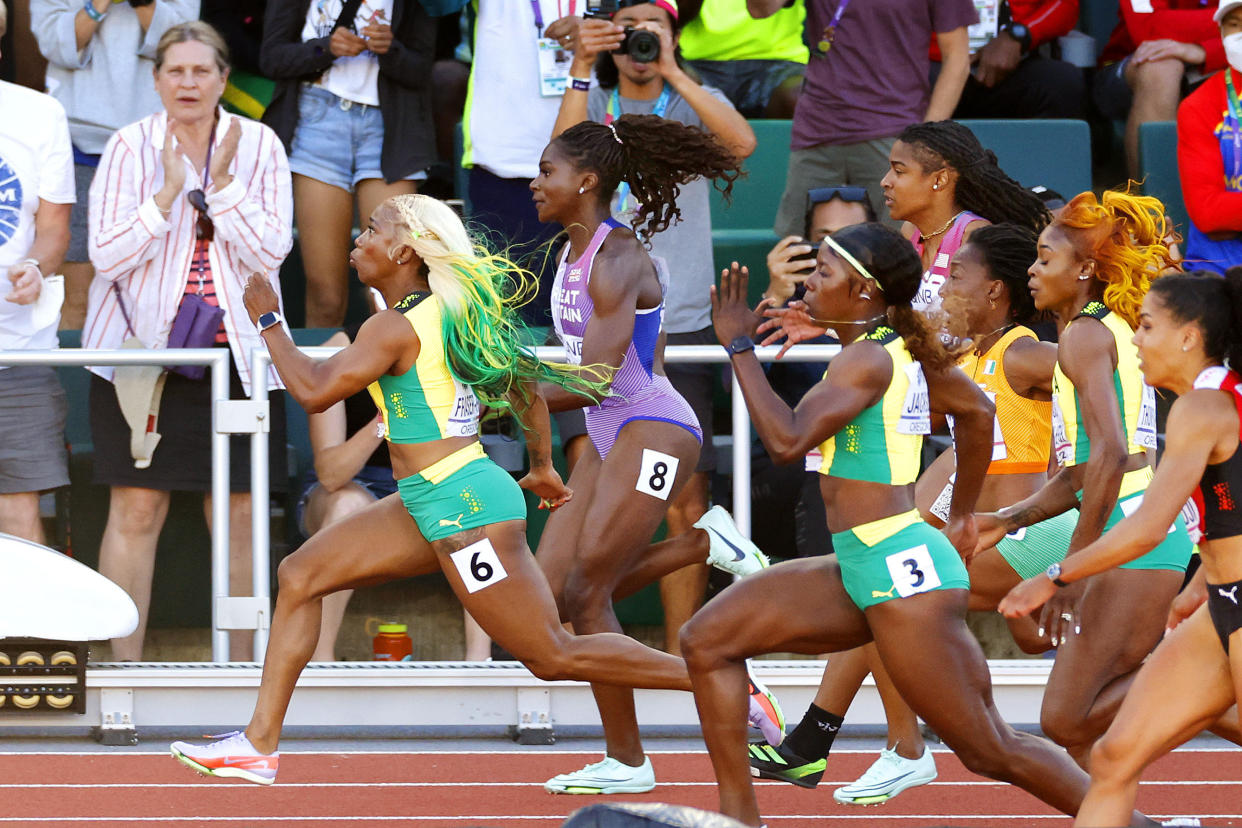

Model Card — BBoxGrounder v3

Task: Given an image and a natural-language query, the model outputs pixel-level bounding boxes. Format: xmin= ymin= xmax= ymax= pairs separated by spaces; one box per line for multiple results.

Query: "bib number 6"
xmin=883 ymin=544 xmax=943 ymax=599
xmin=450 ymin=538 xmax=509 ymax=594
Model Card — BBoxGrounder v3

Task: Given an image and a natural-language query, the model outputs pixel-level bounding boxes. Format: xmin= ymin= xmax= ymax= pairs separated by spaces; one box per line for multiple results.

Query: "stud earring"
xmin=932 ymin=184 xmax=940 ymax=190
xmin=1077 ymin=275 xmax=1090 ymax=281
xmin=1182 ymin=344 xmax=1191 ymax=352
xmin=578 ymin=186 xmax=586 ymax=194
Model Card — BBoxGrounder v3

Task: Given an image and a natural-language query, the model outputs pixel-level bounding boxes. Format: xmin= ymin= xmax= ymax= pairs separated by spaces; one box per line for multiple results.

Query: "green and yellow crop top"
xmin=368 ymin=293 xmax=480 ymax=444
xmin=1051 ymin=301 xmax=1157 ymax=467
xmin=816 ymin=326 xmax=929 ymax=486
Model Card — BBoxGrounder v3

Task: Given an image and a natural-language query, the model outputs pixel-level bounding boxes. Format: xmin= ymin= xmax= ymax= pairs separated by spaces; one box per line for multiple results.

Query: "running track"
xmin=0 ymin=748 xmax=1238 ymax=826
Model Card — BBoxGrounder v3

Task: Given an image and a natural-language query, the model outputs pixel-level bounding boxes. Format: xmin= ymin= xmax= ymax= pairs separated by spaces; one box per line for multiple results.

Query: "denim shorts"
xmin=288 ymin=85 xmax=425 ymax=192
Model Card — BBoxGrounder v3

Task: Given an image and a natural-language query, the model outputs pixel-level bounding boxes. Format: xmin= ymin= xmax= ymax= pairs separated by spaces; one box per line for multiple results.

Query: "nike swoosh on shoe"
xmin=709 ymin=528 xmax=749 ymax=561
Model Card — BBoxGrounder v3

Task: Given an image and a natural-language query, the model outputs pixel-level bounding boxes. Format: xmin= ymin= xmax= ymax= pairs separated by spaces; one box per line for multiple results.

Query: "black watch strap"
xmin=727 ymin=335 xmax=755 ymax=355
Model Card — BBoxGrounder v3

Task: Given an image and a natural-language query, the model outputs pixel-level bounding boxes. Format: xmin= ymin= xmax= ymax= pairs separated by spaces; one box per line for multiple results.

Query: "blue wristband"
xmin=569 ymin=77 xmax=591 ymax=92
xmin=83 ymin=0 xmax=106 ymax=22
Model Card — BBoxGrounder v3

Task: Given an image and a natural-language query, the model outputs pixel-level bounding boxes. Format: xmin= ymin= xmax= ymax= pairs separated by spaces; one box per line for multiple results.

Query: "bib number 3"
xmin=636 ymin=449 xmax=679 ymax=501
xmin=883 ymin=544 xmax=942 ymax=599
xmin=450 ymin=538 xmax=508 ymax=594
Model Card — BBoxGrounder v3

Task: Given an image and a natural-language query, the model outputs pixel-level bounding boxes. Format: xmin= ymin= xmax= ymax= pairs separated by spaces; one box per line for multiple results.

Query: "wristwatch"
xmin=727 ymin=335 xmax=755 ymax=356
xmin=1003 ymin=22 xmax=1032 ymax=54
xmin=258 ymin=311 xmax=283 ymax=332
xmin=1045 ymin=562 xmax=1069 ymax=588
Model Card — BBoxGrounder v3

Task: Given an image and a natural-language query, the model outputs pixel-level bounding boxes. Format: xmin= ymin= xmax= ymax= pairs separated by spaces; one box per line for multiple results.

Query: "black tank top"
xmin=1193 ymin=366 xmax=1242 ymax=541
xmin=344 ymin=322 xmax=391 ymax=470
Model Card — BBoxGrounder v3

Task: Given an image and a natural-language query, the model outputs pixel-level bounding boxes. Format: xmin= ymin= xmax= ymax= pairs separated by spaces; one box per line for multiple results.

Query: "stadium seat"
xmin=959 ymin=119 xmax=1093 ymax=201
xmin=709 ymin=119 xmax=792 ymax=305
xmin=1137 ymin=121 xmax=1189 ymax=236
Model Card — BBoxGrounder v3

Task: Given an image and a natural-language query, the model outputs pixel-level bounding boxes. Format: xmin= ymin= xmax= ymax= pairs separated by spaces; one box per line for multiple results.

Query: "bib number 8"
xmin=883 ymin=544 xmax=942 ymax=598
xmin=636 ymin=449 xmax=679 ymax=501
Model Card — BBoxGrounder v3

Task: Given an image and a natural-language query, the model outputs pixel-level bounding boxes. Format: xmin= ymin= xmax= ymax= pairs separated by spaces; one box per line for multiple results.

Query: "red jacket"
xmin=1101 ymin=0 xmax=1224 ymax=72
xmin=1178 ymin=71 xmax=1242 ymax=233
xmin=930 ymin=0 xmax=1078 ymax=61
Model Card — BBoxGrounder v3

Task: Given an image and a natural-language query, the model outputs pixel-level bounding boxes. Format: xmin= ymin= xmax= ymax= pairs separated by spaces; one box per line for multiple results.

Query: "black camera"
xmin=585 ymin=0 xmax=662 ymax=63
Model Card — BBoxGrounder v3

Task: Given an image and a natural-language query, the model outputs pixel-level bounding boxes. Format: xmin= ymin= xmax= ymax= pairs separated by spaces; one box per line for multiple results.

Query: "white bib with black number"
xmin=636 ymin=449 xmax=678 ymax=500
xmin=884 ymin=544 xmax=942 ymax=598
xmin=450 ymin=538 xmax=508 ymax=594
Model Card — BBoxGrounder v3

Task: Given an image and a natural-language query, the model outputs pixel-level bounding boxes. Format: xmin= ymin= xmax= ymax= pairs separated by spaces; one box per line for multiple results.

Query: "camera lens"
xmin=623 ymin=28 xmax=661 ymax=63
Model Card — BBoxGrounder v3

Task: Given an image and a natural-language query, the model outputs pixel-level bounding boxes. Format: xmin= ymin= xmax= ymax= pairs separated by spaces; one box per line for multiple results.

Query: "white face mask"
xmin=1225 ymin=31 xmax=1242 ymax=73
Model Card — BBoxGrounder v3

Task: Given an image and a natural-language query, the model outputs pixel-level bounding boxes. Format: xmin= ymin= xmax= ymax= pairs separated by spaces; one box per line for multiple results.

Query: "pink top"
xmin=911 ymin=210 xmax=984 ymax=313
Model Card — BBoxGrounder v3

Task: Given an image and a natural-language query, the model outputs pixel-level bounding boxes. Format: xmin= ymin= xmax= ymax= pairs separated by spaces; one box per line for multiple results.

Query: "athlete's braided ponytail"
xmin=555 ymin=114 xmax=741 ymax=242
xmin=898 ymin=121 xmax=1050 ymax=234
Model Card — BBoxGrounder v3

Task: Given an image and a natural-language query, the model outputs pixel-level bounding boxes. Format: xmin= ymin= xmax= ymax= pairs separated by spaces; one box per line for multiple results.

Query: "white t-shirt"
xmin=463 ymin=0 xmax=585 ymax=179
xmin=302 ymin=0 xmax=393 ymax=106
xmin=0 ymin=81 xmax=75 ymax=352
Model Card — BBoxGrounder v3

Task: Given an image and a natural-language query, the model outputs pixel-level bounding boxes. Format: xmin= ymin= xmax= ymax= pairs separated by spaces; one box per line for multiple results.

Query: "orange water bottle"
xmin=371 ymin=622 xmax=413 ymax=661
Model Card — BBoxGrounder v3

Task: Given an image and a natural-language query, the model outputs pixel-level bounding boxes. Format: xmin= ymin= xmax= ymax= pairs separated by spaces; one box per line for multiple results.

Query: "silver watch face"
xmin=1046 ymin=563 xmax=1062 ymax=580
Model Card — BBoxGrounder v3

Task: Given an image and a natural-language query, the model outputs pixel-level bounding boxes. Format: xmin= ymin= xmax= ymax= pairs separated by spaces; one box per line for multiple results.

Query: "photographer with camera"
xmin=30 ymin=0 xmax=199 ymax=330
xmin=550 ymin=0 xmax=753 ymax=671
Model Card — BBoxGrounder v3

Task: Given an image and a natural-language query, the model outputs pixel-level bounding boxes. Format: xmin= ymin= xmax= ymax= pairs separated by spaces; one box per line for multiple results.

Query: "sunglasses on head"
xmin=188 ymin=188 xmax=215 ymax=243
xmin=806 ymin=186 xmax=870 ymax=209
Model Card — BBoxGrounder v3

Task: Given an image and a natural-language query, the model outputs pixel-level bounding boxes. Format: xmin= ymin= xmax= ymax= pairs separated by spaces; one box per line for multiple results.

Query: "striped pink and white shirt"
xmin=83 ymin=108 xmax=293 ymax=394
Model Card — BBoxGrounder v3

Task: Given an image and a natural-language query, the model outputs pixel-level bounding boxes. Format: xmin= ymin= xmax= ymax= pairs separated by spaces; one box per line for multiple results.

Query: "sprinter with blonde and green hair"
xmin=169 ymin=194 xmax=696 ymax=785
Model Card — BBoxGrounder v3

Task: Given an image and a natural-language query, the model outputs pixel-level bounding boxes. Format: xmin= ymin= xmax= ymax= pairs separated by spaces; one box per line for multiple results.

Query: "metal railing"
xmin=5 ymin=343 xmax=841 ymax=665
xmin=0 ymin=347 xmax=272 ymax=663
xmin=247 ymin=342 xmax=840 ymax=630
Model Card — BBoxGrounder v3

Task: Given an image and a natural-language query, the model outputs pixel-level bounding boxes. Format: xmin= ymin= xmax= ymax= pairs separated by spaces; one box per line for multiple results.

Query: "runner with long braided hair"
xmin=530 ymin=113 xmax=775 ymax=795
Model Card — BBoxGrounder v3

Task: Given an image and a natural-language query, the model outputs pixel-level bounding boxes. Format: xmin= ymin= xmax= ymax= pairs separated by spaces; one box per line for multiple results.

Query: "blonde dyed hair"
xmin=383 ymin=194 xmax=613 ymax=409
xmin=1053 ymin=188 xmax=1177 ymax=330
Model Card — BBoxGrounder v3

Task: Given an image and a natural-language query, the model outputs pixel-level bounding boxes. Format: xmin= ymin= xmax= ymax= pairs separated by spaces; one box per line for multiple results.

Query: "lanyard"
xmin=607 ymin=84 xmax=670 ymax=212
xmin=531 ymin=0 xmax=575 ymax=36
xmin=1226 ymin=69 xmax=1242 ymax=187
xmin=194 ymin=121 xmax=217 ymax=291
xmin=814 ymin=0 xmax=851 ymax=56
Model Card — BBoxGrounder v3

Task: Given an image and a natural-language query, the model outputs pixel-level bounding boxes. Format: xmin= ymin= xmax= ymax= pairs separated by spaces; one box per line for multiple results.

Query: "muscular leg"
xmin=556 ymin=422 xmax=701 ymax=765
xmin=246 ymin=496 xmax=443 ymax=751
xmin=436 ymin=520 xmax=690 ymax=689
xmin=301 ymin=483 xmax=377 ymax=662
xmin=967 ymin=547 xmax=1049 ymax=652
xmin=1077 ymin=607 xmax=1236 ymax=827
xmin=658 ymin=471 xmax=709 ymax=653
xmin=98 ymin=487 xmax=171 ymax=661
xmin=1040 ymin=568 xmax=1183 ymax=765
xmin=681 ymin=557 xmax=873 ymax=826
xmin=867 ymin=590 xmax=1094 ymax=818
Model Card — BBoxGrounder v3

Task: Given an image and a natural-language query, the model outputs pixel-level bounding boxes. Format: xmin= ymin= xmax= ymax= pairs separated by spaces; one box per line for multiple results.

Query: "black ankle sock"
xmin=783 ymin=703 xmax=844 ymax=760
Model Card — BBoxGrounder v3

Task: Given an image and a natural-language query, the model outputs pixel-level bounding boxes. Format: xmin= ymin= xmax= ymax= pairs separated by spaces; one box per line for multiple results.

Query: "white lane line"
xmin=2 ymin=747 xmax=1238 ymax=756
xmin=3 ymin=817 xmax=1239 ymax=824
xmin=1 ymin=779 xmax=1239 ymax=789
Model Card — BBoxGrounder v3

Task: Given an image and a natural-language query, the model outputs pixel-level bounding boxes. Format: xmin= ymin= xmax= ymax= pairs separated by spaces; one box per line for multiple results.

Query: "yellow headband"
xmin=822 ymin=235 xmax=879 ymax=289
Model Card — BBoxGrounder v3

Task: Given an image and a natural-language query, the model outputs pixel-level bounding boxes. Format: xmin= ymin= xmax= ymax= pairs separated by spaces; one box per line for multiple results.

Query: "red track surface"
xmin=0 ymin=748 xmax=1237 ymax=826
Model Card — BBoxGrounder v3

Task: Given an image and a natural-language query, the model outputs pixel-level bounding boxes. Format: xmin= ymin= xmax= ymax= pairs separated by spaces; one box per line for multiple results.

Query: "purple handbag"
xmin=167 ymin=292 xmax=225 ymax=380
